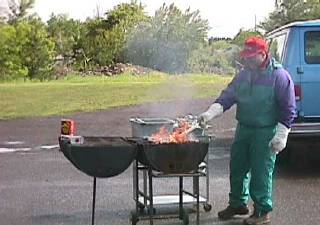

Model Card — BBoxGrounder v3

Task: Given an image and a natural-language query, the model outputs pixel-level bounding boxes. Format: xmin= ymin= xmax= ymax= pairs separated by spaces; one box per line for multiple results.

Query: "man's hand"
xmin=197 ymin=103 xmax=224 ymax=128
xmin=269 ymin=123 xmax=290 ymax=154
xmin=197 ymin=115 xmax=207 ymax=129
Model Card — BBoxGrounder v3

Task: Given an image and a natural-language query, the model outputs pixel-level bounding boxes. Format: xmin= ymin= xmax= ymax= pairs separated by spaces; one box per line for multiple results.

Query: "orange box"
xmin=61 ymin=119 xmax=76 ymax=136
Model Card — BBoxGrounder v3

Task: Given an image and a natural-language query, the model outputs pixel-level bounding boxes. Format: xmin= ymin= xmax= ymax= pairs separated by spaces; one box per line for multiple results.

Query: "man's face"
xmin=243 ymin=52 xmax=266 ymax=71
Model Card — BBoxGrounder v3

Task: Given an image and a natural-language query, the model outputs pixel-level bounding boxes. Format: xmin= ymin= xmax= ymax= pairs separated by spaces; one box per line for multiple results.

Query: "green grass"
xmin=0 ymin=72 xmax=231 ymax=120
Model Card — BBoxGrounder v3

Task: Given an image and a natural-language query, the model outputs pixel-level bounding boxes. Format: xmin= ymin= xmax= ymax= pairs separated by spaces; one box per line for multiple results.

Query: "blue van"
xmin=266 ymin=20 xmax=320 ymax=136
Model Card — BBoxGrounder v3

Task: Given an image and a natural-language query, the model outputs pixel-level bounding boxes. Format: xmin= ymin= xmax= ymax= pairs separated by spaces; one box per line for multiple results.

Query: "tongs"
xmin=183 ymin=123 xmax=201 ymax=135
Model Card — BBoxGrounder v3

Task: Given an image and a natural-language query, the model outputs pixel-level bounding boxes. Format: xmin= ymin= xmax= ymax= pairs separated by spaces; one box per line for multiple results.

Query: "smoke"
xmin=123 ymin=25 xmax=198 ymax=116
xmin=135 ymin=77 xmax=198 ymax=118
xmin=124 ymin=25 xmax=191 ymax=74
xmin=123 ymin=3 xmax=209 ymax=117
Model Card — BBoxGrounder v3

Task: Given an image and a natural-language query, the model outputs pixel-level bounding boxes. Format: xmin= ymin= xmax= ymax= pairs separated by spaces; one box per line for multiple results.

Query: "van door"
xmin=268 ymin=31 xmax=303 ymax=114
xmin=299 ymin=28 xmax=320 ymax=117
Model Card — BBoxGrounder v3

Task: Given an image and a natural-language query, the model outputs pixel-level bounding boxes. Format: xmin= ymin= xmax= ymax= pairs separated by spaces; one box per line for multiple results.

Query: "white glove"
xmin=198 ymin=103 xmax=224 ymax=126
xmin=269 ymin=123 xmax=290 ymax=154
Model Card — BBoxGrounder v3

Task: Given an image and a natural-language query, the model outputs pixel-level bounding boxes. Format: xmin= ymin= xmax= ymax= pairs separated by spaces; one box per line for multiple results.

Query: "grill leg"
xmin=148 ymin=167 xmax=153 ymax=225
xmin=206 ymin=155 xmax=210 ymax=204
xmin=143 ymin=170 xmax=147 ymax=207
xmin=179 ymin=176 xmax=183 ymax=219
xmin=92 ymin=177 xmax=96 ymax=225
xmin=195 ymin=176 xmax=200 ymax=225
xmin=134 ymin=160 xmax=139 ymax=214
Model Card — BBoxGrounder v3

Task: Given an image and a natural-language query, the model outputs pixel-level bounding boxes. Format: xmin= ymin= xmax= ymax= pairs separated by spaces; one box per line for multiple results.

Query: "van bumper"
xmin=289 ymin=122 xmax=320 ymax=138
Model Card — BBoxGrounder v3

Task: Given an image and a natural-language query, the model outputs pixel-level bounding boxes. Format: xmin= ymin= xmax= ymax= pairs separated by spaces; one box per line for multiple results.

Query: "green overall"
xmin=229 ymin=61 xmax=281 ymax=215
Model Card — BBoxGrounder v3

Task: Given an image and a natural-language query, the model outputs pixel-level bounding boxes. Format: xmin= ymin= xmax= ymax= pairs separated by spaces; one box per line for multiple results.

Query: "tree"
xmin=75 ymin=1 xmax=147 ymax=68
xmin=47 ymin=14 xmax=82 ymax=63
xmin=103 ymin=0 xmax=146 ymax=30
xmin=103 ymin=1 xmax=147 ymax=62
xmin=79 ymin=18 xmax=123 ymax=67
xmin=17 ymin=18 xmax=55 ymax=80
xmin=260 ymin=0 xmax=320 ymax=33
xmin=8 ymin=0 xmax=35 ymax=23
xmin=232 ymin=29 xmax=262 ymax=46
xmin=0 ymin=17 xmax=55 ymax=80
xmin=0 ymin=23 xmax=28 ymax=80
xmin=124 ymin=3 xmax=209 ymax=73
xmin=188 ymin=40 xmax=239 ymax=74
xmin=187 ymin=45 xmax=214 ymax=73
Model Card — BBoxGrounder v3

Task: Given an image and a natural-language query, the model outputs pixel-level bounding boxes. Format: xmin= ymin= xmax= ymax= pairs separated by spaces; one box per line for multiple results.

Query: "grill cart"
xmin=129 ymin=117 xmax=213 ymax=225
xmin=58 ymin=136 xmax=137 ymax=225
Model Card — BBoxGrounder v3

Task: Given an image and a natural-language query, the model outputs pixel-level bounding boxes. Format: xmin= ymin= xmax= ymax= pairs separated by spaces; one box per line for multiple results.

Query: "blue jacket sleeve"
xmin=274 ymin=68 xmax=297 ymax=128
xmin=214 ymin=74 xmax=239 ymax=111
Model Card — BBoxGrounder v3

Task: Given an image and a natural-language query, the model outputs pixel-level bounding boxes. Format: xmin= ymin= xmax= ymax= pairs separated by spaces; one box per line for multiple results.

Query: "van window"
xmin=305 ymin=31 xmax=320 ymax=64
xmin=269 ymin=34 xmax=286 ymax=62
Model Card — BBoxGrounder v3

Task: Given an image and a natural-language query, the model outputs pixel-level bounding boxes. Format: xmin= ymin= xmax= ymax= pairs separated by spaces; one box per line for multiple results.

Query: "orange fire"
xmin=150 ymin=121 xmax=198 ymax=144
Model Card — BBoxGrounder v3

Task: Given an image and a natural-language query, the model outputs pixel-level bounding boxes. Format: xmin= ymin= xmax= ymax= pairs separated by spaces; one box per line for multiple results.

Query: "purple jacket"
xmin=215 ymin=58 xmax=296 ymax=128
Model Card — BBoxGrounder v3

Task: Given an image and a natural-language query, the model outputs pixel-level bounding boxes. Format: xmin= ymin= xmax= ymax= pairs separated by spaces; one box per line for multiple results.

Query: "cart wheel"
xmin=130 ymin=212 xmax=139 ymax=225
xmin=147 ymin=207 xmax=156 ymax=215
xmin=182 ymin=210 xmax=189 ymax=225
xmin=203 ymin=203 xmax=212 ymax=212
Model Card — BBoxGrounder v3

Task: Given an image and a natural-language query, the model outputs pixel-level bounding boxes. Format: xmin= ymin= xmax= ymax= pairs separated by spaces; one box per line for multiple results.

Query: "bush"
xmin=0 ymin=24 xmax=28 ymax=80
xmin=124 ymin=3 xmax=209 ymax=73
xmin=17 ymin=18 xmax=55 ymax=80
xmin=0 ymin=18 xmax=55 ymax=81
xmin=187 ymin=41 xmax=239 ymax=75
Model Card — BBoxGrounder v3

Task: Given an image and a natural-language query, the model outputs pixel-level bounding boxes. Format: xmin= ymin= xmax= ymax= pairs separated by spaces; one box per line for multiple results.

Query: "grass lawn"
xmin=0 ymin=73 xmax=231 ymax=120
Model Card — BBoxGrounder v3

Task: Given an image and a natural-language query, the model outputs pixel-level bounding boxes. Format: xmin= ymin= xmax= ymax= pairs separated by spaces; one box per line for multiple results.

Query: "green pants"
xmin=229 ymin=123 xmax=276 ymax=214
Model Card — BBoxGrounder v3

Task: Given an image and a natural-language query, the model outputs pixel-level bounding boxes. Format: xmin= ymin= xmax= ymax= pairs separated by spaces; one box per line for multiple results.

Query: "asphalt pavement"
xmin=1 ymin=100 xmax=320 ymax=225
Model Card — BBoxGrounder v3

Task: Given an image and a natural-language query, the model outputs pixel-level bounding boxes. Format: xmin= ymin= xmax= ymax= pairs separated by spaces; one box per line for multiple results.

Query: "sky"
xmin=1 ymin=0 xmax=276 ymax=38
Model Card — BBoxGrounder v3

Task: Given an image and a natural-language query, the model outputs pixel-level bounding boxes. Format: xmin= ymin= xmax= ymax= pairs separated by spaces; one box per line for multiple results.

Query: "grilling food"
xmin=150 ymin=120 xmax=199 ymax=144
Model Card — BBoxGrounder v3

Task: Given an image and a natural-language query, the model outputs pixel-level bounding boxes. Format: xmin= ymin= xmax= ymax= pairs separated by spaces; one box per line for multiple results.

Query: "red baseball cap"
xmin=240 ymin=36 xmax=269 ymax=58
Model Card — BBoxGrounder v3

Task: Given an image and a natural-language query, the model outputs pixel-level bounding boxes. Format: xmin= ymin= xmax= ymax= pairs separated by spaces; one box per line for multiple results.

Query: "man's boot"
xmin=243 ymin=212 xmax=271 ymax=225
xmin=218 ymin=205 xmax=249 ymax=220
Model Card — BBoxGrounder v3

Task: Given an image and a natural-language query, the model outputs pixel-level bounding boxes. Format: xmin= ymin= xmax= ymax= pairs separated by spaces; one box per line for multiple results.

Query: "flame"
xmin=150 ymin=120 xmax=198 ymax=144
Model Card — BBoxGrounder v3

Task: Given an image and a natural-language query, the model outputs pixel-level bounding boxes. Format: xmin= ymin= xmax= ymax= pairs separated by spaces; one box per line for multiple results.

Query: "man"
xmin=198 ymin=36 xmax=296 ymax=225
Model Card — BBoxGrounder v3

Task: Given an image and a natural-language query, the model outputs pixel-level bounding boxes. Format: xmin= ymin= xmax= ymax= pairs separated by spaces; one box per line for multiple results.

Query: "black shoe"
xmin=243 ymin=212 xmax=270 ymax=225
xmin=218 ymin=205 xmax=250 ymax=220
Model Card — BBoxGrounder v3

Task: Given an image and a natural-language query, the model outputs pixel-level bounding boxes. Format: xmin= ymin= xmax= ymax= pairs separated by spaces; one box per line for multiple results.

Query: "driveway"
xmin=1 ymin=99 xmax=320 ymax=225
